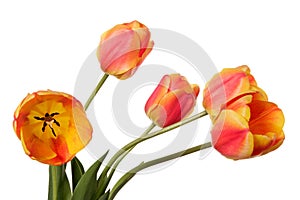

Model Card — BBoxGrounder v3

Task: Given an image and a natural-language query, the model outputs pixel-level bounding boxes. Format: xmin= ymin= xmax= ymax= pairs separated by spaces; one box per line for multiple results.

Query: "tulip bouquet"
xmin=13 ymin=20 xmax=285 ymax=200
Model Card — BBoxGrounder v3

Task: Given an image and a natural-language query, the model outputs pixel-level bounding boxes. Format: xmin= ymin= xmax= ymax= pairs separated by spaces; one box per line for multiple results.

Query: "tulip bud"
xmin=145 ymin=74 xmax=199 ymax=127
xmin=13 ymin=90 xmax=92 ymax=165
xmin=97 ymin=20 xmax=154 ymax=80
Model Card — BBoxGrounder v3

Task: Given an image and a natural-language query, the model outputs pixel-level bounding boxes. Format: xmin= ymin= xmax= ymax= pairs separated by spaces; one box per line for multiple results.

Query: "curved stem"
xmin=109 ymin=142 xmax=212 ymax=200
xmin=98 ymin=110 xmax=208 ymax=194
xmin=84 ymin=73 xmax=109 ymax=110
xmin=108 ymin=123 xmax=156 ymax=180
xmin=97 ymin=123 xmax=156 ymax=195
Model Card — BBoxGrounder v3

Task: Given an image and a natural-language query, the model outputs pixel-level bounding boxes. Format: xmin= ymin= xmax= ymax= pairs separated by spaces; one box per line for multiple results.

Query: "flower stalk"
xmin=109 ymin=142 xmax=212 ymax=200
xmin=84 ymin=73 xmax=109 ymax=110
xmin=97 ymin=110 xmax=208 ymax=195
xmin=107 ymin=123 xmax=156 ymax=181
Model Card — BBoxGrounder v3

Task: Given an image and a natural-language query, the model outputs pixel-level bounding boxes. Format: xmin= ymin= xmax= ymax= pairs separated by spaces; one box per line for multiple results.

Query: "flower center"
xmin=34 ymin=112 xmax=60 ymax=137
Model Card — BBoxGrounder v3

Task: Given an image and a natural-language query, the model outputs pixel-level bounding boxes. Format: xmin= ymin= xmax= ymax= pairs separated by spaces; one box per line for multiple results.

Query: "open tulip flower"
xmin=145 ymin=74 xmax=200 ymax=127
xmin=203 ymin=65 xmax=285 ymax=159
xmin=97 ymin=20 xmax=154 ymax=80
xmin=13 ymin=90 xmax=92 ymax=165
xmin=211 ymin=101 xmax=285 ymax=160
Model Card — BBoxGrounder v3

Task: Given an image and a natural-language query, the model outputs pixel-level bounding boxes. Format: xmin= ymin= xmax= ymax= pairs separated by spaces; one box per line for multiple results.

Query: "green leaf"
xmin=98 ymin=191 xmax=110 ymax=200
xmin=71 ymin=151 xmax=109 ymax=200
xmin=71 ymin=157 xmax=85 ymax=191
xmin=93 ymin=174 xmax=109 ymax=200
xmin=48 ymin=164 xmax=72 ymax=200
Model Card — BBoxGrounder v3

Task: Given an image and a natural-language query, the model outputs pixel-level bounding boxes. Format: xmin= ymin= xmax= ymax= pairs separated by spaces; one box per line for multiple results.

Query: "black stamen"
xmin=42 ymin=122 xmax=47 ymax=132
xmin=50 ymin=112 xmax=59 ymax=117
xmin=34 ymin=112 xmax=60 ymax=137
xmin=49 ymin=126 xmax=57 ymax=137
xmin=54 ymin=119 xmax=60 ymax=127
xmin=34 ymin=116 xmax=44 ymax=121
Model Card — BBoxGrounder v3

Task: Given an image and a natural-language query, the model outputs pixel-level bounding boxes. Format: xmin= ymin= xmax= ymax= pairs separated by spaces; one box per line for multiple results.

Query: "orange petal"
xmin=211 ymin=110 xmax=254 ymax=159
xmin=252 ymin=133 xmax=276 ymax=156
xmin=115 ymin=66 xmax=139 ymax=80
xmin=104 ymin=50 xmax=140 ymax=75
xmin=21 ymin=131 xmax=57 ymax=163
xmin=262 ymin=131 xmax=285 ymax=155
xmin=191 ymin=84 xmax=200 ymax=97
xmin=225 ymin=94 xmax=253 ymax=121
xmin=249 ymin=101 xmax=285 ymax=135
xmin=250 ymin=85 xmax=268 ymax=101
xmin=100 ymin=23 xmax=130 ymax=41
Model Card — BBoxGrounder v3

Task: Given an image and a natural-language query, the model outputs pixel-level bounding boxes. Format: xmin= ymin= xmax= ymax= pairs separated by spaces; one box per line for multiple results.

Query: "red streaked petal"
xmin=159 ymin=90 xmax=195 ymax=127
xmin=203 ymin=68 xmax=251 ymax=119
xmin=145 ymin=75 xmax=170 ymax=115
xmin=211 ymin=110 xmax=254 ymax=160
xmin=145 ymin=74 xmax=198 ymax=127
xmin=97 ymin=30 xmax=140 ymax=72
xmin=136 ymin=40 xmax=154 ymax=66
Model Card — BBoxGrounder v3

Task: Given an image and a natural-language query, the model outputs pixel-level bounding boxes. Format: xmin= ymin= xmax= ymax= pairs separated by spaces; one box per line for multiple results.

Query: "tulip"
xmin=203 ymin=65 xmax=267 ymax=121
xmin=13 ymin=90 xmax=92 ymax=165
xmin=203 ymin=65 xmax=285 ymax=159
xmin=145 ymin=74 xmax=199 ymax=127
xmin=97 ymin=20 xmax=154 ymax=80
xmin=211 ymin=100 xmax=285 ymax=160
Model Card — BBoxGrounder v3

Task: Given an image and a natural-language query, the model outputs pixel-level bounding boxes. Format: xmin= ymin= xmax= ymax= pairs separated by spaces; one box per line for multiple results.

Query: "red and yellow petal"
xmin=145 ymin=75 xmax=170 ymax=116
xmin=252 ymin=133 xmax=276 ymax=156
xmin=97 ymin=30 xmax=140 ymax=72
xmin=211 ymin=110 xmax=254 ymax=160
xmin=97 ymin=20 xmax=153 ymax=80
xmin=145 ymin=74 xmax=199 ymax=127
xmin=146 ymin=90 xmax=184 ymax=127
xmin=203 ymin=68 xmax=251 ymax=119
xmin=136 ymin=40 xmax=154 ymax=66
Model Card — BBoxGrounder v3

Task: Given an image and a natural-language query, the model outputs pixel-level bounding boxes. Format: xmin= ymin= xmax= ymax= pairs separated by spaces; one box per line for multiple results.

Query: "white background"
xmin=1 ymin=0 xmax=299 ymax=199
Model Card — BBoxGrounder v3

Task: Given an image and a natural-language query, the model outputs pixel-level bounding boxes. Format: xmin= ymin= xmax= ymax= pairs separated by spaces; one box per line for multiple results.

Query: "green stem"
xmin=107 ymin=123 xmax=156 ymax=181
xmin=98 ymin=110 xmax=208 ymax=194
xmin=48 ymin=164 xmax=71 ymax=200
xmin=97 ymin=123 xmax=156 ymax=195
xmin=109 ymin=142 xmax=212 ymax=200
xmin=68 ymin=73 xmax=109 ymax=197
xmin=48 ymin=166 xmax=59 ymax=200
xmin=84 ymin=73 xmax=109 ymax=110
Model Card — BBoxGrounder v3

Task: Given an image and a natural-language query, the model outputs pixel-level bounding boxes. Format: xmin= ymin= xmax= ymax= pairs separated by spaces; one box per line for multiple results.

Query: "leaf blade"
xmin=98 ymin=190 xmax=110 ymax=200
xmin=71 ymin=157 xmax=85 ymax=191
xmin=71 ymin=151 xmax=109 ymax=200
